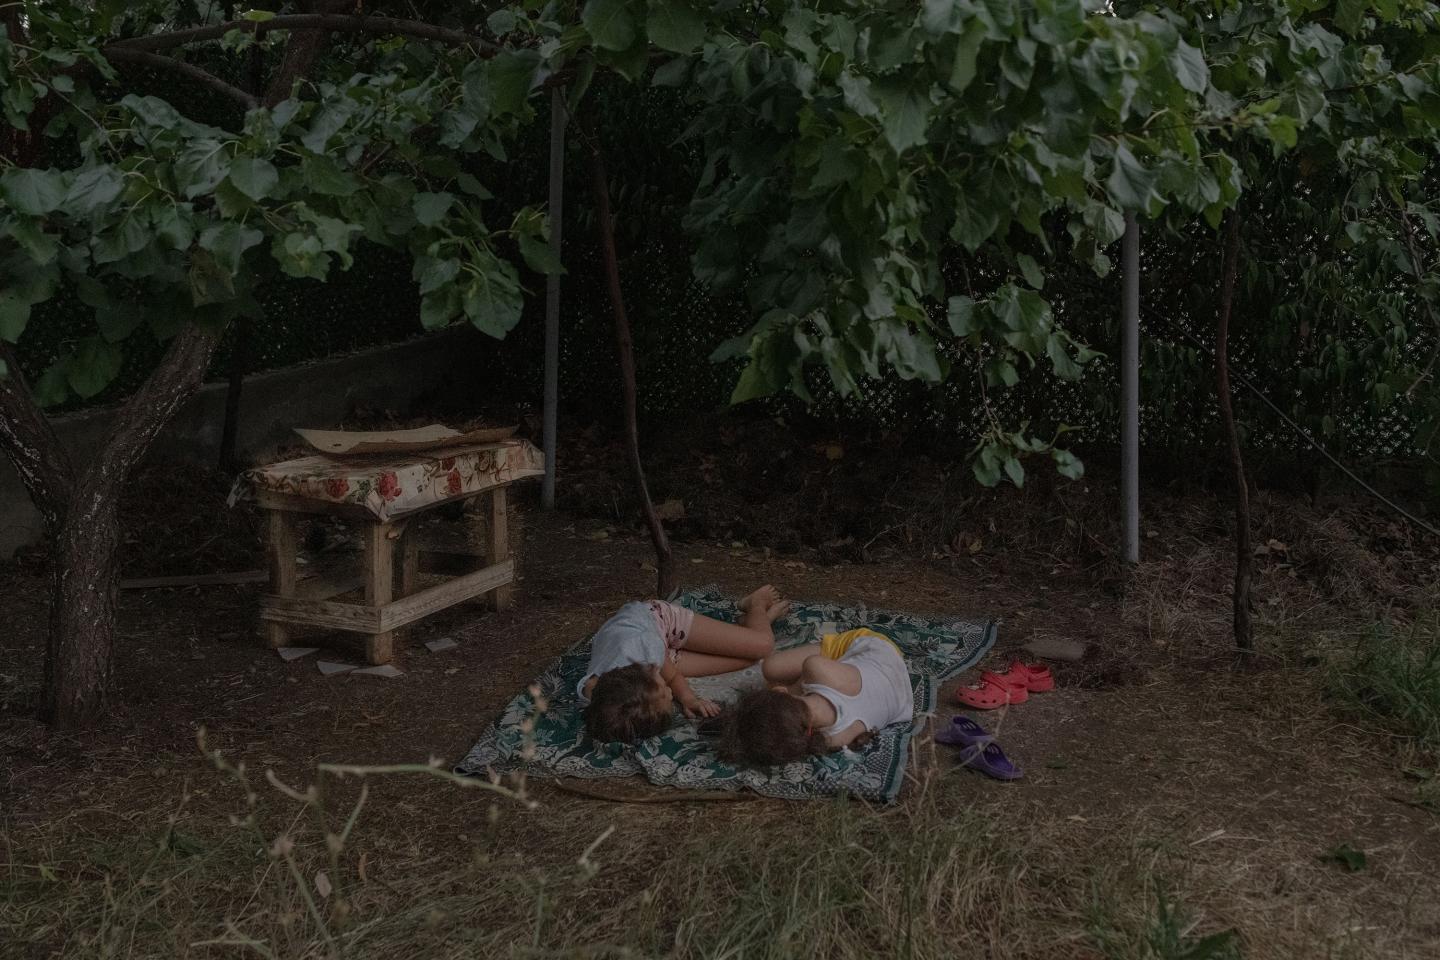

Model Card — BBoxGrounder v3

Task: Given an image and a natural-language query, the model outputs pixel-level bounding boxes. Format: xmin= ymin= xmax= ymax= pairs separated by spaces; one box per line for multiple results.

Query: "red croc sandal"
xmin=996 ymin=660 xmax=1055 ymax=693
xmin=955 ymin=671 xmax=1029 ymax=710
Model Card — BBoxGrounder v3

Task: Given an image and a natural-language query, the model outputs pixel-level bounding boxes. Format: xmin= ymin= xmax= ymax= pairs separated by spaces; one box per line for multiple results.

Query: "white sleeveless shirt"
xmin=802 ymin=633 xmax=914 ymax=737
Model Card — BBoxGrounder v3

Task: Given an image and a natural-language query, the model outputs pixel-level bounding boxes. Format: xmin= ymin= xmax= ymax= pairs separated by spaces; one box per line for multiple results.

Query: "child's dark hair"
xmin=584 ymin=663 xmax=671 ymax=743
xmin=716 ymin=689 xmax=829 ymax=767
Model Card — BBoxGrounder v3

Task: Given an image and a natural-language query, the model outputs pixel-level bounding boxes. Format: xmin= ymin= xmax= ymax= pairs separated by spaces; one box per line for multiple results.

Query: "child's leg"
xmin=674 ymin=649 xmax=755 ymax=677
xmin=761 ymin=643 xmax=822 ymax=684
xmin=673 ymin=585 xmax=787 ymax=677
xmin=680 ymin=611 xmax=773 ymax=663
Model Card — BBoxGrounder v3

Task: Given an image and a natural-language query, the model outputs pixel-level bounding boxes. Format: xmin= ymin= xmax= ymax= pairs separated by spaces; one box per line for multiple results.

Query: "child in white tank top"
xmin=716 ymin=628 xmax=914 ymax=767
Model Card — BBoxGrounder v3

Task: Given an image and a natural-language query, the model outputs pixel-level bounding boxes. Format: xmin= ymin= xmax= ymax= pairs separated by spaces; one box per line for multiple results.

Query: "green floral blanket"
xmin=455 ymin=586 xmax=996 ymax=803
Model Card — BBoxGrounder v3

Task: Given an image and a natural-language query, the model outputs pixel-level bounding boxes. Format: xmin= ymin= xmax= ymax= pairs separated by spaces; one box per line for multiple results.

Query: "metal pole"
xmin=541 ymin=87 xmax=566 ymax=510
xmin=1121 ymin=212 xmax=1141 ymax=565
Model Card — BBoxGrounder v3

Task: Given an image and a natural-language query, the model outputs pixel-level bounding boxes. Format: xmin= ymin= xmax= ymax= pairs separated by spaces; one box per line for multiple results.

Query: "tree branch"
xmin=587 ymin=125 xmax=677 ymax=597
xmin=106 ymin=14 xmax=499 ymax=56
xmin=260 ymin=1 xmax=355 ymax=107
xmin=0 ymin=343 xmax=75 ymax=531
xmin=102 ymin=47 xmax=259 ymax=109
xmin=97 ymin=324 xmax=224 ymax=482
xmin=1215 ymin=212 xmax=1253 ymax=656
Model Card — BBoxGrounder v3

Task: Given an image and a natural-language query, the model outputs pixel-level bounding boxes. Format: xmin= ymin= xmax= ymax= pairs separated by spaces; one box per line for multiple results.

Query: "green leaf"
xmin=413 ymin=192 xmax=454 ymax=227
xmin=1335 ymin=0 xmax=1367 ymax=35
xmin=1 ymin=167 xmax=68 ymax=215
xmin=946 ymin=295 xmax=978 ymax=336
xmin=0 ymin=292 xmax=31 ymax=342
xmin=731 ymin=358 xmax=779 ymax=404
xmin=50 ymin=75 xmax=75 ymax=94
xmin=34 ymin=359 xmax=71 ymax=407
xmin=461 ymin=258 xmax=524 ymax=337
xmin=951 ymin=191 xmax=1001 ymax=251
xmin=489 ymin=49 xmax=541 ymax=116
xmin=199 ymin=221 xmax=263 ymax=273
xmin=838 ymin=72 xmax=879 ymax=117
xmin=91 ymin=216 xmax=150 ymax=264
xmin=5 ymin=218 xmax=59 ymax=264
xmin=120 ymin=94 xmax=183 ymax=131
xmin=301 ymin=103 xmax=352 ymax=153
xmin=66 ymin=338 xmax=124 ymax=399
xmin=1105 ymin=145 xmax=1159 ymax=212
xmin=947 ymin=20 xmax=985 ymax=94
xmin=242 ymin=9 xmax=276 ymax=21
xmin=1017 ymin=253 xmax=1044 ymax=290
xmin=1003 ymin=456 xmax=1025 ymax=487
xmin=1265 ymin=115 xmax=1299 ymax=150
xmin=1053 ymin=448 xmax=1084 ymax=480
xmin=583 ymin=0 xmax=637 ymax=52
xmin=648 ymin=0 xmax=704 ymax=54
xmin=652 ymin=56 xmax=691 ymax=87
xmin=1047 ymin=335 xmax=1081 ymax=380
xmin=416 ymin=257 xmax=460 ymax=295
xmin=302 ymin=155 xmax=358 ymax=197
xmin=873 ymin=79 xmax=931 ymax=154
xmin=227 ymin=156 xmax=278 ymax=201
xmin=518 ymin=233 xmax=565 ymax=276
xmin=63 ymin=166 xmax=124 ymax=215
xmin=972 ymin=446 xmax=1002 ymax=487
xmin=1169 ymin=38 xmax=1209 ymax=94
xmin=175 ymin=139 xmax=231 ymax=198
xmin=420 ymin=287 xmax=462 ymax=330
xmin=276 ymin=232 xmax=328 ymax=280
xmin=487 ymin=9 xmax=517 ymax=34
xmin=455 ymin=173 xmax=493 ymax=200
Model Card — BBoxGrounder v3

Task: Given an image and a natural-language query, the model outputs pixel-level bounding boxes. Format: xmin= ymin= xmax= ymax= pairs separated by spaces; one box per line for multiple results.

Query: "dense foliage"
xmin=2 ymin=1 xmax=1438 ymax=485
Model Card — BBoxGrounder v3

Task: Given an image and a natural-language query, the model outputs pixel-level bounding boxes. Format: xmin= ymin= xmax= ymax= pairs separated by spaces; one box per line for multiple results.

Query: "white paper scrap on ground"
xmin=318 ymin=661 xmax=358 ymax=676
xmin=353 ymin=664 xmax=404 ymax=679
xmin=277 ymin=647 xmax=319 ymax=661
xmin=425 ymin=638 xmax=458 ymax=653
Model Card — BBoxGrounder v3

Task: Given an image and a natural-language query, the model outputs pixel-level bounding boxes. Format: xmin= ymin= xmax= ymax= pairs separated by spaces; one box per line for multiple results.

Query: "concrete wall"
xmin=0 ymin=328 xmax=495 ymax=558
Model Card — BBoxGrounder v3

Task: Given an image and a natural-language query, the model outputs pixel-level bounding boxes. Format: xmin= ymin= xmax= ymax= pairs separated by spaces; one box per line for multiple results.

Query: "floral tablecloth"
xmin=234 ymin=440 xmax=544 ymax=521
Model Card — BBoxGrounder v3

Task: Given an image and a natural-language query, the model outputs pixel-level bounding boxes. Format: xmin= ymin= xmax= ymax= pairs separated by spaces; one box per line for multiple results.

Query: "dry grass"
xmin=5 ymin=723 xmax=1438 ymax=960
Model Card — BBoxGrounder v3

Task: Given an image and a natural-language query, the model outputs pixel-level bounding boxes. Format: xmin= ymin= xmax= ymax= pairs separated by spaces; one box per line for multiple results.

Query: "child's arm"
xmin=761 ymin=643 xmax=823 ymax=686
xmin=660 ymin=659 xmax=720 ymax=718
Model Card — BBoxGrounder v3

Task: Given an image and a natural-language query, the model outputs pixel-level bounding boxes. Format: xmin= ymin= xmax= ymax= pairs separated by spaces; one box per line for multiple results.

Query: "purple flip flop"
xmin=955 ymin=741 xmax=1023 ymax=781
xmin=934 ymin=714 xmax=992 ymax=747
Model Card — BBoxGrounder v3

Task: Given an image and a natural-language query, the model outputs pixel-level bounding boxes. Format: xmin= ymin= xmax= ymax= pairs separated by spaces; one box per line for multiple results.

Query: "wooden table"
xmin=243 ymin=440 xmax=544 ymax=663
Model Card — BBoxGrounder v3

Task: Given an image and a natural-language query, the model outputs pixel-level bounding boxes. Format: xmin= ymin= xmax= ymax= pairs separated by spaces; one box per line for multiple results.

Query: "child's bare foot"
xmin=739 ymin=584 xmax=780 ymax=614
xmin=765 ymin=596 xmax=791 ymax=623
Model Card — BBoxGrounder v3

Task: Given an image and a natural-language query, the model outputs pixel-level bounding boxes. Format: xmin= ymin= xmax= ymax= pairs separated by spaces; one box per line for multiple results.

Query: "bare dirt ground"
xmin=3 ymin=422 xmax=1439 ymax=958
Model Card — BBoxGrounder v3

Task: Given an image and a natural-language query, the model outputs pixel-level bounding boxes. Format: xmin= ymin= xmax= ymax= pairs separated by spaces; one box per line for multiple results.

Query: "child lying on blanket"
xmin=716 ymin=628 xmax=914 ymax=767
xmin=579 ymin=585 xmax=790 ymax=743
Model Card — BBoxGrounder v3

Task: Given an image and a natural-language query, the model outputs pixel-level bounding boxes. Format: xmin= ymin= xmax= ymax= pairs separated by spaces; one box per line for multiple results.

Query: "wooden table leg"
xmin=263 ymin=510 xmax=298 ymax=648
xmin=399 ymin=521 xmax=420 ymax=597
xmin=364 ymin=522 xmax=395 ymax=663
xmin=487 ymin=487 xmax=512 ymax=611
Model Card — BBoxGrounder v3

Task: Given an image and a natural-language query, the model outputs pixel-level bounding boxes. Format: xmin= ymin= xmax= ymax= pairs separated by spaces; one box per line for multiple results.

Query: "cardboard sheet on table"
xmin=295 ymin=424 xmax=517 ymax=456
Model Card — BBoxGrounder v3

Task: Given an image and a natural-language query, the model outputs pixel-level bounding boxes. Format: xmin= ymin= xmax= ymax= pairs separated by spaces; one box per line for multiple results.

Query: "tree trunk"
xmin=1216 ymin=213 xmax=1253 ymax=655
xmin=0 ymin=324 xmax=222 ymax=726
xmin=263 ymin=0 xmax=358 ymax=106
xmin=42 ymin=480 xmax=122 ymax=726
xmin=589 ymin=147 xmax=676 ymax=597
